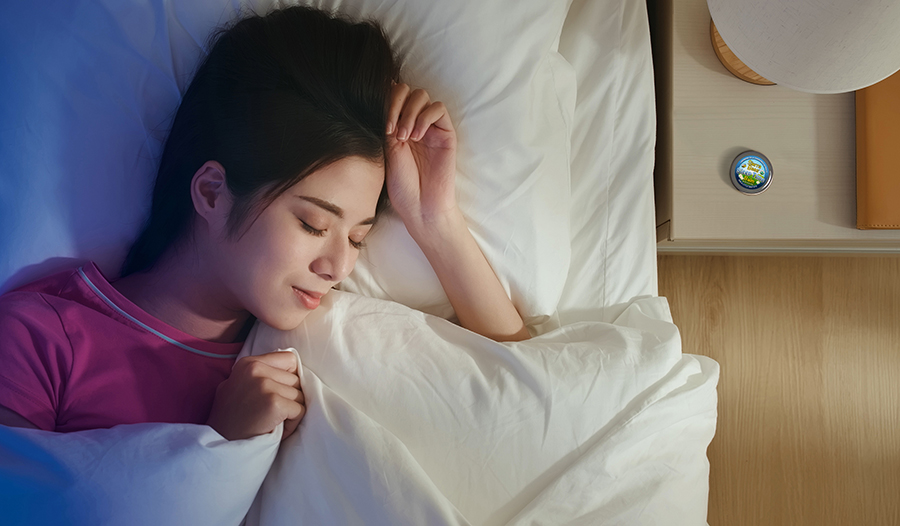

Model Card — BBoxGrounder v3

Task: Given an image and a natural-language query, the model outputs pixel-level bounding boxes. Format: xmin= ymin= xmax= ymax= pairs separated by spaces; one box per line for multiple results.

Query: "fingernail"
xmin=398 ymin=127 xmax=408 ymax=141
xmin=386 ymin=122 xmax=394 ymax=135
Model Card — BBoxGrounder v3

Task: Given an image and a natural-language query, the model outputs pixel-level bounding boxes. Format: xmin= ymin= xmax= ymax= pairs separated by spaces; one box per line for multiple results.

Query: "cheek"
xmin=230 ymin=217 xmax=308 ymax=295
xmin=253 ymin=218 xmax=311 ymax=267
xmin=241 ymin=239 xmax=317 ymax=330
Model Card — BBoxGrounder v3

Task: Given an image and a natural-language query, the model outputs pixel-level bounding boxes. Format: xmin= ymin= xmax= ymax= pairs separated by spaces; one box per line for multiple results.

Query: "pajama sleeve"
xmin=0 ymin=292 xmax=72 ymax=430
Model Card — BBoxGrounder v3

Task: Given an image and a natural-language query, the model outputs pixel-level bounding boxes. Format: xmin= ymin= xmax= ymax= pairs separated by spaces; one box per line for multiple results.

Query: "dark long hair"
xmin=121 ymin=5 xmax=398 ymax=277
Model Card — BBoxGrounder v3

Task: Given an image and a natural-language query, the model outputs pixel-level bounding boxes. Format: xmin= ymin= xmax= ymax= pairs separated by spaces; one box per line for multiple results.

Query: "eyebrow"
xmin=297 ymin=196 xmax=377 ymax=225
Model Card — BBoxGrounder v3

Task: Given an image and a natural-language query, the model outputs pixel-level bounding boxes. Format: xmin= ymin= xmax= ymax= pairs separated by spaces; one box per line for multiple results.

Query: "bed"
xmin=0 ymin=0 xmax=719 ymax=524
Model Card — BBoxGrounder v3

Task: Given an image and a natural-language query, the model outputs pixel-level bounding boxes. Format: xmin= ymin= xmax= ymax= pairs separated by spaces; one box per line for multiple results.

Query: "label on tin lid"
xmin=731 ymin=151 xmax=772 ymax=194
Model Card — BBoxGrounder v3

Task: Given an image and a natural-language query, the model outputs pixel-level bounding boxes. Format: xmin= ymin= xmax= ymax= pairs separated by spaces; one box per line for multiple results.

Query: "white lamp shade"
xmin=708 ymin=0 xmax=900 ymax=93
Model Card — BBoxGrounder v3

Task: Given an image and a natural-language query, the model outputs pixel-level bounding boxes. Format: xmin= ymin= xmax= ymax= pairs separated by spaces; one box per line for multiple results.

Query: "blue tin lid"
xmin=730 ymin=150 xmax=772 ymax=195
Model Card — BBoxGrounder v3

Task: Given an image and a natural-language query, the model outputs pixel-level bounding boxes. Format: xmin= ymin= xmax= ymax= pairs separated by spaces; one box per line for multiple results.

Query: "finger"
xmin=386 ymin=83 xmax=411 ymax=136
xmin=237 ymin=358 xmax=301 ymax=389
xmin=250 ymin=350 xmax=299 ymax=374
xmin=261 ymin=365 xmax=301 ymax=389
xmin=262 ymin=379 xmax=304 ymax=405
xmin=282 ymin=407 xmax=305 ymax=440
xmin=396 ymin=89 xmax=431 ymax=142
xmin=411 ymin=101 xmax=451 ymax=141
xmin=278 ymin=397 xmax=305 ymax=424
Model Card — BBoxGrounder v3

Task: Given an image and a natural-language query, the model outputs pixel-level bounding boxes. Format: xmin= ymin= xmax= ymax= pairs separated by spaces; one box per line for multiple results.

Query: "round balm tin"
xmin=730 ymin=150 xmax=772 ymax=195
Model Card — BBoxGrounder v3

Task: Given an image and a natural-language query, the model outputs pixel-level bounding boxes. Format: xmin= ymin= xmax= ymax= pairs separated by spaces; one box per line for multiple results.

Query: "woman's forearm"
xmin=382 ymin=85 xmax=526 ymax=341
xmin=409 ymin=209 xmax=530 ymax=342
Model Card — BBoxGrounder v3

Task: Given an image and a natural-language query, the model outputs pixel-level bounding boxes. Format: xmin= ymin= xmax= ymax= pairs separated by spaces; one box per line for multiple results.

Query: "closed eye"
xmin=303 ymin=218 xmax=367 ymax=250
xmin=300 ymin=220 xmax=325 ymax=237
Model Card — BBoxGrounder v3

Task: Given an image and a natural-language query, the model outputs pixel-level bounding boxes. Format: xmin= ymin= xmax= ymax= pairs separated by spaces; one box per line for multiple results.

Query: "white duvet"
xmin=240 ymin=292 xmax=719 ymax=526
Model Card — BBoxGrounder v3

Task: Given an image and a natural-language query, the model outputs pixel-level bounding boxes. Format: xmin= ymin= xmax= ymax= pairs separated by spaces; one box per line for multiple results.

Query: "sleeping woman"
xmin=0 ymin=5 xmax=529 ymax=441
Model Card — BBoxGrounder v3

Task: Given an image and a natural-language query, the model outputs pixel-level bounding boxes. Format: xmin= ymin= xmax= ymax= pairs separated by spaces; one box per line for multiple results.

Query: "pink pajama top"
xmin=0 ymin=262 xmax=242 ymax=432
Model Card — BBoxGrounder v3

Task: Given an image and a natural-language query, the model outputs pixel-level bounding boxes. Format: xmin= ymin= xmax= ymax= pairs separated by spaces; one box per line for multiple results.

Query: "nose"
xmin=309 ymin=235 xmax=357 ymax=284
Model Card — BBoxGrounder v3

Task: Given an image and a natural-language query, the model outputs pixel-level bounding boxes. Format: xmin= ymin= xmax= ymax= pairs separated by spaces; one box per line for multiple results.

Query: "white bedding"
xmin=235 ymin=6 xmax=690 ymax=524
xmin=557 ymin=0 xmax=660 ymax=321
xmin=239 ymin=292 xmax=718 ymax=526
xmin=0 ymin=422 xmax=280 ymax=525
xmin=0 ymin=0 xmax=719 ymax=524
xmin=0 ymin=292 xmax=718 ymax=526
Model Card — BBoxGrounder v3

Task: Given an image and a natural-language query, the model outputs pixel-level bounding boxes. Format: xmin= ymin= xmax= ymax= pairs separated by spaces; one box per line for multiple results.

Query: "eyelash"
xmin=300 ymin=220 xmax=365 ymax=249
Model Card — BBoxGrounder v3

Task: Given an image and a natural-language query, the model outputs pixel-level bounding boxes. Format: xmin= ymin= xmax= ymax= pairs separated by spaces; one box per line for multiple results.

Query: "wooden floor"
xmin=658 ymin=255 xmax=900 ymax=526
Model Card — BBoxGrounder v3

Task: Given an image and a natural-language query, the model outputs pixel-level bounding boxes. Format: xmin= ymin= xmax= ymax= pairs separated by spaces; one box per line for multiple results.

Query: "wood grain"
xmin=658 ymin=255 xmax=900 ymax=526
xmin=710 ymin=20 xmax=773 ymax=86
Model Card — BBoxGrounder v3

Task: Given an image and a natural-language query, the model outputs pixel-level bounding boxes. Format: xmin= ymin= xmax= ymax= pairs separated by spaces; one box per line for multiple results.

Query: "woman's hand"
xmin=383 ymin=84 xmax=530 ymax=342
xmin=385 ymin=84 xmax=458 ymax=238
xmin=206 ymin=351 xmax=305 ymax=441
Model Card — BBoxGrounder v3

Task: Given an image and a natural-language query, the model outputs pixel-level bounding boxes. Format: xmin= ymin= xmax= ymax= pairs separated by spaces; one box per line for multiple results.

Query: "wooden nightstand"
xmin=649 ymin=0 xmax=900 ymax=253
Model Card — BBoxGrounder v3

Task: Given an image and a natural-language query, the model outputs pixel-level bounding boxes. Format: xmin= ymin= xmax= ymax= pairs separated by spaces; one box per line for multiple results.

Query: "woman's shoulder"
xmin=0 ymin=267 xmax=86 ymax=432
xmin=0 ymin=270 xmax=78 ymax=367
xmin=0 ymin=264 xmax=90 ymax=323
xmin=5 ymin=265 xmax=83 ymax=296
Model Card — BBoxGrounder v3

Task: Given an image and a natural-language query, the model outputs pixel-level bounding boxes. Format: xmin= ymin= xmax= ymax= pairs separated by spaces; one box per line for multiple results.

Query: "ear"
xmin=190 ymin=161 xmax=231 ymax=231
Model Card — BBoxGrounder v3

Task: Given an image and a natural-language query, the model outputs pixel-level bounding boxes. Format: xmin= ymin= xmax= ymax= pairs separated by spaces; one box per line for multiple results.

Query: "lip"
xmin=292 ymin=287 xmax=323 ymax=310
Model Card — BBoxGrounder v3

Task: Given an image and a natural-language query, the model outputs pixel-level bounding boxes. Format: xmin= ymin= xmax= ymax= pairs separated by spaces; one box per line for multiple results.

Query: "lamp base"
xmin=710 ymin=20 xmax=775 ymax=86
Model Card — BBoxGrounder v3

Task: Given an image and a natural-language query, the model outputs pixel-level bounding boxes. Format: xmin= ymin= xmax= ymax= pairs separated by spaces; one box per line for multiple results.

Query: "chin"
xmin=257 ymin=308 xmax=312 ymax=332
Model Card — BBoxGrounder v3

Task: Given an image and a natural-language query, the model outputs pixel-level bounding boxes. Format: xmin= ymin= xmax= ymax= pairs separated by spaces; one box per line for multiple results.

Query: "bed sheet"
xmin=556 ymin=0 xmax=659 ymax=325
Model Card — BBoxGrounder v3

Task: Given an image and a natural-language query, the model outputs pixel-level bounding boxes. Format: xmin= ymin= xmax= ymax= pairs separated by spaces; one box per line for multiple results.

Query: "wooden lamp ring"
xmin=710 ymin=19 xmax=775 ymax=86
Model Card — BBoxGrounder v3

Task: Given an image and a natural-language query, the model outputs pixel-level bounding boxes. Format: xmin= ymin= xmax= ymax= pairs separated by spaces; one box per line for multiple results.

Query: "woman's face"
xmin=215 ymin=156 xmax=384 ymax=330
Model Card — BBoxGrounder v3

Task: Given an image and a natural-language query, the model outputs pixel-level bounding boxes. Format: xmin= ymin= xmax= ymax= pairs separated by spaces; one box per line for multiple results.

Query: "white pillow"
xmin=331 ymin=0 xmax=577 ymax=324
xmin=0 ymin=0 xmax=575 ymax=325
